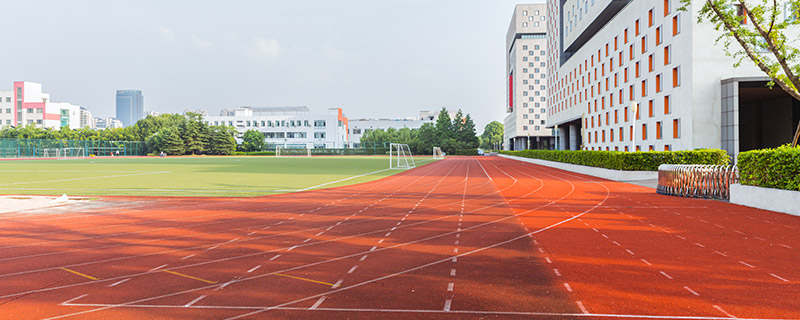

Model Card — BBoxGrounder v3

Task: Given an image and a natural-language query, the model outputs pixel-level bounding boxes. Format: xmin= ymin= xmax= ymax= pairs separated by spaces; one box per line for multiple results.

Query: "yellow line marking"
xmin=162 ymin=270 xmax=218 ymax=284
xmin=273 ymin=273 xmax=334 ymax=286
xmin=60 ymin=267 xmax=99 ymax=281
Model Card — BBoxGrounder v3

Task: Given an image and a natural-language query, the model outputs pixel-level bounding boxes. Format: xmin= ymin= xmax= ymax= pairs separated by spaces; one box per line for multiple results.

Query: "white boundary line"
xmin=0 ymin=171 xmax=171 ymax=187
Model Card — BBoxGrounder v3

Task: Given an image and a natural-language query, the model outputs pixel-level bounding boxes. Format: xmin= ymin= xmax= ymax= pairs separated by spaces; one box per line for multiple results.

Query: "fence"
xmin=0 ymin=138 xmax=147 ymax=158
xmin=657 ymin=164 xmax=739 ymax=200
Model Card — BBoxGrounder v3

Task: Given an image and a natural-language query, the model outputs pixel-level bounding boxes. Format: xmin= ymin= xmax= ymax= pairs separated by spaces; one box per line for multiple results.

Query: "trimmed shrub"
xmin=231 ymin=151 xmax=276 ymax=156
xmin=499 ymin=149 xmax=729 ymax=171
xmin=453 ymin=149 xmax=479 ymax=156
xmin=738 ymin=145 xmax=800 ymax=191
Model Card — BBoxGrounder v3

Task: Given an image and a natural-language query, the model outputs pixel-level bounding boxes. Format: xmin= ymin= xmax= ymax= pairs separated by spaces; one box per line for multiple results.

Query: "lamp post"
xmin=630 ymin=101 xmax=638 ymax=152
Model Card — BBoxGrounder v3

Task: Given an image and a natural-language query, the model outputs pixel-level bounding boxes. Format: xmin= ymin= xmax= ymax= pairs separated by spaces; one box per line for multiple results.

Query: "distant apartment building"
xmin=505 ymin=4 xmax=554 ymax=151
xmin=546 ymin=0 xmax=799 ymax=157
xmin=204 ymin=106 xmax=349 ymax=149
xmin=347 ymin=111 xmax=442 ymax=147
xmin=79 ymin=107 xmax=94 ymax=129
xmin=116 ymin=90 xmax=144 ymax=127
xmin=0 ymin=81 xmax=81 ymax=129
xmin=94 ymin=117 xmax=123 ymax=129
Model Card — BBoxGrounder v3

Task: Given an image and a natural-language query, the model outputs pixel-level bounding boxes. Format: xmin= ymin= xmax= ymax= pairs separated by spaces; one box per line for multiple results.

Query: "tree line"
xmin=359 ymin=107 xmax=480 ymax=155
xmin=0 ymin=113 xmax=237 ymax=155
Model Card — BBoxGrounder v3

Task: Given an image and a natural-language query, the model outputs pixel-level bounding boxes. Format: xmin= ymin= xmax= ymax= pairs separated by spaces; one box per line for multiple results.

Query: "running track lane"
xmin=0 ymin=157 xmax=796 ymax=319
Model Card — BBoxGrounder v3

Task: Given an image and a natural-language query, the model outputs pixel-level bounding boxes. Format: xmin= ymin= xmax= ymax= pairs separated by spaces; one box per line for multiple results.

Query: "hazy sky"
xmin=0 ymin=0 xmax=529 ymax=132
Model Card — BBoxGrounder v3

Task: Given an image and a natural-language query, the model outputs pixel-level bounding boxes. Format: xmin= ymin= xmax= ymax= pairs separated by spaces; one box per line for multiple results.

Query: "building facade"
xmin=546 ymin=0 xmax=799 ymax=157
xmin=116 ymin=90 xmax=144 ymax=127
xmin=0 ymin=82 xmax=81 ymax=129
xmin=505 ymin=4 xmax=554 ymax=151
xmin=347 ymin=111 xmax=441 ymax=147
xmin=204 ymin=106 xmax=349 ymax=149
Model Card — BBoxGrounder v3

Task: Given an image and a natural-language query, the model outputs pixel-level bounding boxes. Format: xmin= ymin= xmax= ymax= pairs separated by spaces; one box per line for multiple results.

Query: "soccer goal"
xmin=389 ymin=143 xmax=415 ymax=169
xmin=276 ymin=146 xmax=311 ymax=157
xmin=60 ymin=148 xmax=86 ymax=160
xmin=432 ymin=147 xmax=444 ymax=159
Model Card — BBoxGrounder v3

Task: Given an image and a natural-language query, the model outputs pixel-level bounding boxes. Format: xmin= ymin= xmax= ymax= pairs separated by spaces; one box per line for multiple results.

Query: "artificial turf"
xmin=0 ymin=156 xmax=434 ymax=197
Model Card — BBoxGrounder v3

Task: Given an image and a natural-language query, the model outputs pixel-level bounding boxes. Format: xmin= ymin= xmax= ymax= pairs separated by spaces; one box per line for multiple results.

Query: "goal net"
xmin=433 ymin=147 xmax=444 ymax=159
xmin=60 ymin=148 xmax=86 ymax=160
xmin=389 ymin=143 xmax=415 ymax=169
xmin=276 ymin=146 xmax=311 ymax=157
xmin=41 ymin=148 xmax=62 ymax=158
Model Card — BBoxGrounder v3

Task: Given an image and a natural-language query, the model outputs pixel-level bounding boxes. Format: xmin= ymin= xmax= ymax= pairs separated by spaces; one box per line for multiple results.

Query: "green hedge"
xmin=453 ymin=149 xmax=479 ymax=156
xmin=738 ymin=145 xmax=800 ymax=191
xmin=500 ymin=149 xmax=729 ymax=171
xmin=231 ymin=151 xmax=276 ymax=156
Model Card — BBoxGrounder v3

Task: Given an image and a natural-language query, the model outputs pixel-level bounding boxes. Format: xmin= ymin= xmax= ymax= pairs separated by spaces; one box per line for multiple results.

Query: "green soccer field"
xmin=0 ymin=156 xmax=435 ymax=197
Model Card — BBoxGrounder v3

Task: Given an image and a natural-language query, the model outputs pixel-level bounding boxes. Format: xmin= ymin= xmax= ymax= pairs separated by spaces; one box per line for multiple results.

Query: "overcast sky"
xmin=0 ymin=0 xmax=530 ymax=132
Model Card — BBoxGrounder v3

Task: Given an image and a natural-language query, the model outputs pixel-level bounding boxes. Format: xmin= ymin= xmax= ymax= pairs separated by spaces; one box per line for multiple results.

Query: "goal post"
xmin=433 ymin=147 xmax=444 ymax=159
xmin=389 ymin=143 xmax=415 ymax=169
xmin=60 ymin=147 xmax=85 ymax=160
xmin=41 ymin=148 xmax=62 ymax=158
xmin=275 ymin=146 xmax=311 ymax=157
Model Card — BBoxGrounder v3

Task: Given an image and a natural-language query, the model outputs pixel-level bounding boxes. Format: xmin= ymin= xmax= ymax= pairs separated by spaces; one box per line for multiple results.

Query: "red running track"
xmin=0 ymin=156 xmax=797 ymax=319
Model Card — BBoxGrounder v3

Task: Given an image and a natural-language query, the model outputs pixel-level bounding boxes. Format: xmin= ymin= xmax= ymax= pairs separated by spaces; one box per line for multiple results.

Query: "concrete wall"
xmin=730 ymin=184 xmax=800 ymax=217
xmin=499 ymin=153 xmax=657 ymax=181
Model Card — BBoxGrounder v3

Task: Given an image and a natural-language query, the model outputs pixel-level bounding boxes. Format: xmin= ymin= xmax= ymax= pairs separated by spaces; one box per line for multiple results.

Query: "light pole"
xmin=630 ymin=101 xmax=638 ymax=152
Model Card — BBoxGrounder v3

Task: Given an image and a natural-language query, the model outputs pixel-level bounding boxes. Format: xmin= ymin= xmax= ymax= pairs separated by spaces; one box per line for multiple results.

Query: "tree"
xmin=207 ymin=126 xmax=237 ymax=155
xmin=459 ymin=113 xmax=480 ymax=149
xmin=480 ymin=121 xmax=504 ymax=150
xmin=159 ymin=127 xmax=185 ymax=155
xmin=434 ymin=107 xmax=454 ymax=141
xmin=182 ymin=113 xmax=208 ymax=155
xmin=683 ymin=0 xmax=800 ymax=145
xmin=240 ymin=129 xmax=266 ymax=152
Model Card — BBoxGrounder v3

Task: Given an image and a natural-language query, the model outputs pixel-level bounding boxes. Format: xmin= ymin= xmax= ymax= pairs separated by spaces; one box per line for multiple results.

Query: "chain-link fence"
xmin=0 ymin=138 xmax=147 ymax=158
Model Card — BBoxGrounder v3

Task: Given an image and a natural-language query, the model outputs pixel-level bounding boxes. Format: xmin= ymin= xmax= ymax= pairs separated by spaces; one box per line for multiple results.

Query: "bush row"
xmin=500 ymin=149 xmax=730 ymax=171
xmin=231 ymin=151 xmax=277 ymax=156
xmin=737 ymin=145 xmax=800 ymax=191
xmin=452 ymin=149 xmax=479 ymax=156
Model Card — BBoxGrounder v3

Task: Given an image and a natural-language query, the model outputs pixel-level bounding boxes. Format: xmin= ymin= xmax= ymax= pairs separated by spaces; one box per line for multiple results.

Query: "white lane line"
xmin=659 ymin=271 xmax=673 ymax=280
xmin=538 ymin=248 xmax=545 ymax=253
xmin=553 ymin=269 xmax=561 ymax=276
xmin=676 ymin=235 xmax=687 ymax=240
xmin=713 ymin=305 xmax=736 ymax=318
xmin=447 ymin=282 xmax=454 ymax=291
xmin=454 ymin=240 xmax=460 ymax=245
xmin=601 ymin=234 xmax=609 ymax=239
xmin=310 ymin=296 xmax=326 ymax=310
xmin=181 ymin=254 xmax=195 ymax=260
xmin=347 ymin=266 xmax=359 ymax=274
xmin=576 ymin=301 xmax=589 ymax=314
xmin=184 ymin=295 xmax=206 ymax=307
xmin=248 ymin=232 xmax=256 ymax=236
xmin=450 ymin=269 xmax=456 ymax=276
xmin=247 ymin=266 xmax=261 ymax=273
xmin=451 ymin=257 xmax=457 ymax=263
xmin=683 ymin=286 xmax=700 ymax=296
xmin=733 ymin=230 xmax=745 ymax=235
xmin=738 ymin=261 xmax=755 ymax=268
xmin=360 ymin=255 xmax=368 ymax=262
xmin=769 ymin=273 xmax=789 ymax=282
xmin=625 ymin=249 xmax=635 ymax=255
xmin=60 ymin=294 xmax=88 ymax=305
xmin=714 ymin=224 xmax=725 ymax=229
xmin=563 ymin=283 xmax=573 ymax=292
xmin=612 ymin=241 xmax=621 ymax=246
xmin=779 ymin=244 xmax=793 ymax=249
xmin=315 ymin=231 xmax=324 ymax=236
xmin=384 ymin=232 xmax=391 ymax=237
xmin=288 ymin=246 xmax=298 ymax=251
xmin=390 ymin=227 xmax=397 ymax=231
xmin=754 ymin=237 xmax=767 ymax=241
xmin=228 ymin=238 xmax=239 ymax=243
xmin=453 ymin=248 xmax=458 ymax=253
xmin=443 ymin=299 xmax=452 ymax=311
xmin=591 ymin=228 xmax=599 ymax=232
xmin=325 ymin=226 xmax=334 ymax=231
xmin=713 ymin=251 xmax=728 ymax=257
xmin=377 ymin=239 xmax=384 ymax=244
xmin=331 ymin=279 xmax=343 ymax=289
xmin=216 ymin=280 xmax=235 ymax=291
xmin=694 ymin=243 xmax=706 ymax=248
xmin=641 ymin=259 xmax=652 ymax=266
xmin=206 ymin=245 xmax=220 ymax=251
xmin=107 ymin=279 xmax=130 ymax=287
xmin=298 ymin=167 xmax=395 ymax=191
xmin=545 ymin=257 xmax=552 ymax=263
xmin=370 ymin=246 xmax=377 ymax=252
xmin=270 ymin=254 xmax=282 ymax=261
xmin=149 ymin=264 xmax=167 ymax=272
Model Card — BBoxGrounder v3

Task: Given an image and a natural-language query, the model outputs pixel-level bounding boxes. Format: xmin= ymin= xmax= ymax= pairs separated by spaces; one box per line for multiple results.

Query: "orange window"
xmin=619 ymin=52 xmax=624 ymax=66
xmin=664 ymin=0 xmax=670 ymax=16
xmin=606 ymin=112 xmax=610 ymax=124
xmin=624 ymin=29 xmax=629 ymax=43
xmin=610 ymin=93 xmax=614 ymax=106
xmin=614 ymin=73 xmax=618 ymax=87
xmin=673 ymin=119 xmax=680 ymax=138
xmin=635 ymin=62 xmax=640 ymax=77
xmin=635 ymin=19 xmax=640 ymax=35
xmin=641 ymin=36 xmax=647 ymax=53
xmin=636 ymin=102 xmax=641 ymax=119
xmin=624 ymin=107 xmax=629 ymax=122
xmin=629 ymin=85 xmax=634 ymax=100
xmin=648 ymin=55 xmax=654 ymax=71
xmin=664 ymin=145 xmax=671 ymax=151
xmin=588 ymin=133 xmax=592 ymax=143
xmin=637 ymin=146 xmax=642 ymax=151
xmin=594 ymin=131 xmax=598 ymax=142
xmin=602 ymin=64 xmax=606 ymax=76
xmin=642 ymin=123 xmax=647 ymax=140
xmin=610 ymin=128 xmax=615 ymax=142
xmin=672 ymin=15 xmax=679 ymax=35
xmin=624 ymin=68 xmax=629 ymax=82
xmin=673 ymin=67 xmax=680 ymax=87
xmin=649 ymin=145 xmax=654 ymax=151
xmin=610 ymin=58 xmax=614 ymax=71
xmin=606 ymin=43 xmax=609 ymax=57
xmin=619 ymin=89 xmax=624 ymax=104
xmin=656 ymin=121 xmax=663 ymax=139
xmin=629 ymin=45 xmax=635 ymax=60
xmin=625 ymin=146 xmax=629 ymax=151
xmin=614 ymin=36 xmax=619 ymax=50
xmin=649 ymin=9 xmax=654 ymax=26
xmin=656 ymin=74 xmax=661 ymax=92
xmin=649 ymin=100 xmax=654 ymax=117
xmin=641 ymin=79 xmax=647 ymax=97
xmin=602 ymin=130 xmax=606 ymax=142
xmin=629 ymin=126 xmax=634 ymax=141
xmin=619 ymin=127 xmax=624 ymax=141
xmin=664 ymin=95 xmax=670 ymax=114
xmin=664 ymin=46 xmax=670 ymax=65
xmin=602 ymin=97 xmax=605 ymax=109
xmin=656 ymin=27 xmax=661 ymax=44
xmin=591 ymin=117 xmax=595 ymax=127
xmin=605 ymin=78 xmax=609 ymax=91
xmin=614 ymin=110 xmax=619 ymax=123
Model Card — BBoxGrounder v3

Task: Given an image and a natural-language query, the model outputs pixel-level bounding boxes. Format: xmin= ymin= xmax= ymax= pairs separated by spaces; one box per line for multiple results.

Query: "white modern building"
xmin=204 ymin=106 xmax=349 ymax=149
xmin=505 ymin=3 xmax=554 ymax=151
xmin=94 ymin=117 xmax=123 ymax=129
xmin=0 ymin=82 xmax=82 ymax=129
xmin=79 ymin=107 xmax=94 ymax=129
xmin=546 ymin=0 xmax=799 ymax=157
xmin=347 ymin=110 xmax=446 ymax=147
